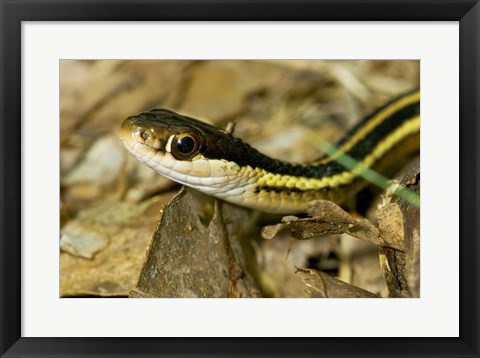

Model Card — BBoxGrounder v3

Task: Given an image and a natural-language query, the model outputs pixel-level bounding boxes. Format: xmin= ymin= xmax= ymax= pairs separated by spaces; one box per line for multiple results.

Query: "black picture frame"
xmin=1 ymin=1 xmax=478 ymax=357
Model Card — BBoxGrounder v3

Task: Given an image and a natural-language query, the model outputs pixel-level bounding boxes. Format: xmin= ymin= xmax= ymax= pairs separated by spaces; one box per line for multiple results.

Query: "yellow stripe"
xmin=256 ymin=115 xmax=420 ymax=191
xmin=316 ymin=90 xmax=420 ymax=164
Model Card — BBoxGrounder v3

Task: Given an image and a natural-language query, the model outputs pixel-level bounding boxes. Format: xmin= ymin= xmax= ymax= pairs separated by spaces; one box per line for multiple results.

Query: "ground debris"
xmin=261 ymin=165 xmax=420 ymax=298
xmin=62 ymin=135 xmax=125 ymax=187
xmin=262 ymin=199 xmax=403 ymax=251
xmin=59 ymin=60 xmax=420 ymax=298
xmin=60 ymin=193 xmax=174 ymax=297
xmin=378 ymin=164 xmax=420 ymax=297
xmin=131 ymin=188 xmax=261 ymax=298
xmin=296 ymin=267 xmax=379 ymax=298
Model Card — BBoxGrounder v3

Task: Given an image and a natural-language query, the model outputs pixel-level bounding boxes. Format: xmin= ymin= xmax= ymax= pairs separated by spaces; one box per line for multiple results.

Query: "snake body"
xmin=119 ymin=89 xmax=420 ymax=214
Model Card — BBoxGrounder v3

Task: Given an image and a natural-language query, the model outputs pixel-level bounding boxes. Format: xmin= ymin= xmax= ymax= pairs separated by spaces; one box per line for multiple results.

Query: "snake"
xmin=119 ymin=89 xmax=420 ymax=214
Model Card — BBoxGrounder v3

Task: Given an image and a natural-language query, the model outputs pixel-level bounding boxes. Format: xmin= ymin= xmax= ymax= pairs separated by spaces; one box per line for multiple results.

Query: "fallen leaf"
xmin=132 ymin=188 xmax=261 ymax=298
xmin=262 ymin=199 xmax=403 ymax=251
xmin=296 ymin=267 xmax=379 ymax=298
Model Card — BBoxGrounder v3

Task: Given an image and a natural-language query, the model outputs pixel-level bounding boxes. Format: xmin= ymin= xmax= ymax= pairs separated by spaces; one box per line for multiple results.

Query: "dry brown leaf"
xmin=132 ymin=188 xmax=261 ymax=298
xmin=262 ymin=199 xmax=403 ymax=251
xmin=377 ymin=164 xmax=420 ymax=297
xmin=296 ymin=267 xmax=379 ymax=298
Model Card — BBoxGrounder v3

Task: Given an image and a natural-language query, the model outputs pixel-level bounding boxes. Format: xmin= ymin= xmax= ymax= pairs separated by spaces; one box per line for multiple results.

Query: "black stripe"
xmin=243 ymin=98 xmax=420 ymax=179
xmin=197 ymin=91 xmax=419 ymax=180
xmin=335 ymin=88 xmax=419 ymax=149
xmin=345 ymin=101 xmax=420 ymax=161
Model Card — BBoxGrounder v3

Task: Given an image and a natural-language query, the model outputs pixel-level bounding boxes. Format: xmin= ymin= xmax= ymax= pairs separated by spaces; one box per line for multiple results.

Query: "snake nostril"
xmin=141 ymin=131 xmax=151 ymax=141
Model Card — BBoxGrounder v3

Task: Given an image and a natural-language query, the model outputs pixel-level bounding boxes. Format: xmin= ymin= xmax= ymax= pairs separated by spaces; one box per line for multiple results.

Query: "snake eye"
xmin=177 ymin=135 xmax=195 ymax=153
xmin=171 ymin=132 xmax=202 ymax=160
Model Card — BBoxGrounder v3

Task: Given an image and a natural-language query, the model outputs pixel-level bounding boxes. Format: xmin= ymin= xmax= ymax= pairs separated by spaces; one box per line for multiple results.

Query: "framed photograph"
xmin=1 ymin=0 xmax=478 ymax=357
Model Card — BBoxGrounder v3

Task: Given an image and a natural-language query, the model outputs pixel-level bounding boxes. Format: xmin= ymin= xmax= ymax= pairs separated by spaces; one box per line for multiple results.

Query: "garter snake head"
xmin=119 ymin=109 xmax=259 ymax=203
